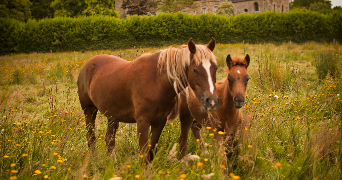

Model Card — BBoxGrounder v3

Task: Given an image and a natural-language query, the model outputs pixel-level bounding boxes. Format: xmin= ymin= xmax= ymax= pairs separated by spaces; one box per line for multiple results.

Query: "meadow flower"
xmin=197 ymin=162 xmax=203 ymax=167
xmin=218 ymin=131 xmax=224 ymax=135
xmin=83 ymin=174 xmax=87 ymax=178
xmin=229 ymin=173 xmax=235 ymax=177
xmin=34 ymin=170 xmax=42 ymax=174
xmin=53 ymin=152 xmax=58 ymax=156
xmin=109 ymin=177 xmax=122 ymax=180
xmin=11 ymin=163 xmax=16 ymax=167
xmin=158 ymin=171 xmax=163 ymax=175
xmin=275 ymin=162 xmax=281 ymax=168
xmin=42 ymin=164 xmax=46 ymax=167
xmin=10 ymin=176 xmax=17 ymax=180
xmin=209 ymin=133 xmax=214 ymax=137
xmin=44 ymin=175 xmax=49 ymax=179
xmin=4 ymin=155 xmax=9 ymax=158
xmin=204 ymin=158 xmax=208 ymax=161
xmin=248 ymin=145 xmax=253 ymax=148
xmin=220 ymin=164 xmax=226 ymax=169
xmin=232 ymin=175 xmax=241 ymax=180
xmin=51 ymin=166 xmax=56 ymax=170
xmin=206 ymin=127 xmax=211 ymax=130
xmin=274 ymin=95 xmax=279 ymax=99
xmin=168 ymin=143 xmax=178 ymax=161
xmin=135 ymin=175 xmax=141 ymax=179
xmin=180 ymin=174 xmax=186 ymax=179
xmin=11 ymin=170 xmax=18 ymax=174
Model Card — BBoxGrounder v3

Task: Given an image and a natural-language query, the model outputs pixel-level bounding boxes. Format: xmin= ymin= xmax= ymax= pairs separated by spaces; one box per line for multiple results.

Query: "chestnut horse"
xmin=77 ymin=38 xmax=219 ymax=160
xmin=168 ymin=54 xmax=250 ymax=157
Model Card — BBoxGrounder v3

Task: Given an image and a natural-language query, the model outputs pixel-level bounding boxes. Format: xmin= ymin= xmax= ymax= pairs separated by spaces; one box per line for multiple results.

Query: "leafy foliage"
xmin=216 ymin=1 xmax=235 ymax=16
xmin=30 ymin=0 xmax=54 ymax=19
xmin=309 ymin=2 xmax=332 ymax=11
xmin=51 ymin=0 xmax=117 ymax=17
xmin=0 ymin=0 xmax=32 ymax=21
xmin=290 ymin=0 xmax=331 ymax=9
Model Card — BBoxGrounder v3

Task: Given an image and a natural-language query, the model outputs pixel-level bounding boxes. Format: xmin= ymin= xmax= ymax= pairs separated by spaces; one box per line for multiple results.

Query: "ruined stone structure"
xmin=116 ymin=0 xmax=290 ymax=18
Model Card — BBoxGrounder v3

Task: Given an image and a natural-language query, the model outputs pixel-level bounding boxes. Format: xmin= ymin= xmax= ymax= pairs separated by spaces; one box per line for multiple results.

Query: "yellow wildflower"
xmin=275 ymin=162 xmax=281 ymax=168
xmin=10 ymin=163 xmax=16 ymax=167
xmin=180 ymin=174 xmax=187 ymax=179
xmin=197 ymin=162 xmax=203 ymax=167
xmin=135 ymin=175 xmax=141 ymax=179
xmin=34 ymin=170 xmax=42 ymax=174
xmin=11 ymin=170 xmax=18 ymax=174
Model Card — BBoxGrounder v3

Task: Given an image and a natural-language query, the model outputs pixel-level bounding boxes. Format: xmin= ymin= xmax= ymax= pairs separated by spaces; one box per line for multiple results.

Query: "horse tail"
xmin=167 ymin=95 xmax=179 ymax=122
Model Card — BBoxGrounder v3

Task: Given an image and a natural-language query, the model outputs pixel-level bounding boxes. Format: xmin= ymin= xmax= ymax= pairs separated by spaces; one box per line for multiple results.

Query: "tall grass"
xmin=0 ymin=42 xmax=341 ymax=179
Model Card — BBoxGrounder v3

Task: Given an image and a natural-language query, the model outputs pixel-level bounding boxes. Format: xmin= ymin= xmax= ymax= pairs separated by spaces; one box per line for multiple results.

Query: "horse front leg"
xmin=149 ymin=119 xmax=167 ymax=161
xmin=136 ymin=120 xmax=151 ymax=161
xmin=105 ymin=118 xmax=119 ymax=154
xmin=179 ymin=109 xmax=194 ymax=158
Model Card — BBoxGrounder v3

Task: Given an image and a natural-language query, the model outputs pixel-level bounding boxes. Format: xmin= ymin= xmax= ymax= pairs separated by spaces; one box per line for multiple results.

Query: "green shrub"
xmin=0 ymin=10 xmax=341 ymax=54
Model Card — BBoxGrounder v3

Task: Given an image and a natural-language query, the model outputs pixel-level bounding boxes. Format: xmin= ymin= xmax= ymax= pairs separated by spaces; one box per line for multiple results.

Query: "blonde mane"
xmin=158 ymin=45 xmax=217 ymax=94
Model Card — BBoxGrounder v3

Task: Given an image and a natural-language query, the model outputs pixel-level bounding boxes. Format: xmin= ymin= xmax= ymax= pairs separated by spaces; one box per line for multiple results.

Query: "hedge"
xmin=0 ymin=11 xmax=341 ymax=54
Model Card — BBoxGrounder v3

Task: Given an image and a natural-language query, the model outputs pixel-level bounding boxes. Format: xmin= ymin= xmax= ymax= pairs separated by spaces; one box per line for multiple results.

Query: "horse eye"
xmin=193 ymin=68 xmax=198 ymax=74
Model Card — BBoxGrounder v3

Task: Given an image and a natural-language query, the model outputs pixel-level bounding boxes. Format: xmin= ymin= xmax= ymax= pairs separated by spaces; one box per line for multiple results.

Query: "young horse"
xmin=168 ymin=54 xmax=250 ymax=157
xmin=77 ymin=38 xmax=219 ymax=160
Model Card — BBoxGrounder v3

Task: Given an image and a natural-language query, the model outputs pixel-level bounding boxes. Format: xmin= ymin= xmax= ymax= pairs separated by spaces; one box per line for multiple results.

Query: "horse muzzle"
xmin=233 ymin=96 xmax=245 ymax=109
xmin=201 ymin=95 xmax=219 ymax=111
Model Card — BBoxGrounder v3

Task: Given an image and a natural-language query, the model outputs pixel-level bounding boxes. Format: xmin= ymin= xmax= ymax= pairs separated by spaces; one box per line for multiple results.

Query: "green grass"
xmin=0 ymin=42 xmax=341 ymax=180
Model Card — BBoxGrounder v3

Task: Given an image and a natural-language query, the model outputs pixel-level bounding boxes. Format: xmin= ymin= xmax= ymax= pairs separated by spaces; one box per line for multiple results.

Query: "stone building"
xmin=116 ymin=0 xmax=290 ymax=18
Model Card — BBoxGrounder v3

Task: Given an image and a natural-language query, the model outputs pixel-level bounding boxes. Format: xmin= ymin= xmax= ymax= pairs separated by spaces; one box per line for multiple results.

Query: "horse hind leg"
xmin=106 ymin=118 xmax=119 ymax=154
xmin=83 ymin=106 xmax=98 ymax=151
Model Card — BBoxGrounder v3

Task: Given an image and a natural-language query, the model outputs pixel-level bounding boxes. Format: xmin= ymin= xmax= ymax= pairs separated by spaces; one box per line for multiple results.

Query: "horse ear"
xmin=245 ymin=54 xmax=250 ymax=67
xmin=207 ymin=37 xmax=215 ymax=51
xmin=226 ymin=54 xmax=232 ymax=69
xmin=188 ymin=38 xmax=196 ymax=54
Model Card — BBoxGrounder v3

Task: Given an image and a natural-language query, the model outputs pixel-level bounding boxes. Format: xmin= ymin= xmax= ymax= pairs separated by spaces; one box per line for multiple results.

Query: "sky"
xmin=330 ymin=0 xmax=342 ymax=7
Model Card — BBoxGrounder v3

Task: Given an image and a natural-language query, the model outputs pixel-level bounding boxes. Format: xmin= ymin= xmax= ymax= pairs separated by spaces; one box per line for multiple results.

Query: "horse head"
xmin=187 ymin=38 xmax=219 ymax=111
xmin=226 ymin=54 xmax=250 ymax=109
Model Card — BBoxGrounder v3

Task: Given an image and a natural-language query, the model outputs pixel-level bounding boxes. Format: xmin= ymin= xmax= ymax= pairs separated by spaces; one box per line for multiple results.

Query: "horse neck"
xmin=221 ymin=78 xmax=237 ymax=113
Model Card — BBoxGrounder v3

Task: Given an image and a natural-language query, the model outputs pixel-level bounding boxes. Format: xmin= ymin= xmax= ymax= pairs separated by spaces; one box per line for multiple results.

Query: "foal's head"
xmin=226 ymin=54 xmax=250 ymax=108
xmin=187 ymin=38 xmax=219 ymax=111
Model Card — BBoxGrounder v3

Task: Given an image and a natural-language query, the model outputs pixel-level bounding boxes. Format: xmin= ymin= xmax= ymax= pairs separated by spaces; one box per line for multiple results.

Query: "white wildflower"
xmin=109 ymin=177 xmax=122 ymax=180
xmin=202 ymin=173 xmax=215 ymax=180
xmin=337 ymin=94 xmax=340 ymax=96
xmin=274 ymin=95 xmax=279 ymax=99
xmin=168 ymin=143 xmax=178 ymax=161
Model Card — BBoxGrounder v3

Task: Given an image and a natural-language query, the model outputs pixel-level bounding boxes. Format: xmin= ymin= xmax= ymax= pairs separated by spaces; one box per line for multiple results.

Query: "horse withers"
xmin=168 ymin=54 xmax=250 ymax=157
xmin=77 ymin=38 xmax=219 ymax=160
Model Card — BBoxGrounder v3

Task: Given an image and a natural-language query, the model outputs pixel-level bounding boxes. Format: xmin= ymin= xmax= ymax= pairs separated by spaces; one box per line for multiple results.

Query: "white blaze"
xmin=202 ymin=60 xmax=214 ymax=94
xmin=237 ymin=70 xmax=241 ymax=74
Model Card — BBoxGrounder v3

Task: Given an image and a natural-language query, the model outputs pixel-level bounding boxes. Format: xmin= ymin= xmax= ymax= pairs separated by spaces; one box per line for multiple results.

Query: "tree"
xmin=82 ymin=0 xmax=118 ymax=16
xmin=216 ymin=1 xmax=235 ymax=16
xmin=290 ymin=0 xmax=331 ymax=9
xmin=51 ymin=0 xmax=118 ymax=17
xmin=121 ymin=0 xmax=150 ymax=16
xmin=0 ymin=0 xmax=32 ymax=21
xmin=158 ymin=0 xmax=196 ymax=13
xmin=30 ymin=0 xmax=54 ymax=19
xmin=309 ymin=2 xmax=331 ymax=11
xmin=51 ymin=0 xmax=87 ymax=17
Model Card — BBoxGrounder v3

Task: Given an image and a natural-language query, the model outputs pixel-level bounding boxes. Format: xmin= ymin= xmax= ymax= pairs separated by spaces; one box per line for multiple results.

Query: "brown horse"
xmin=168 ymin=54 xmax=250 ymax=157
xmin=77 ymin=38 xmax=219 ymax=160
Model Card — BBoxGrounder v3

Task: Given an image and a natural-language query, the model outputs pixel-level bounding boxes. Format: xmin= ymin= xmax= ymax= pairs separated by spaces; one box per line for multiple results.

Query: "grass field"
xmin=0 ymin=42 xmax=341 ymax=180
